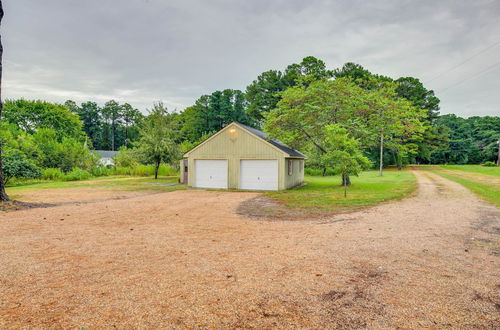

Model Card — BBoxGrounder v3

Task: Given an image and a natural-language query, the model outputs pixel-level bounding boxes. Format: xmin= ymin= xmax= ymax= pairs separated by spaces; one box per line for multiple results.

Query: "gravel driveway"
xmin=0 ymin=170 xmax=498 ymax=328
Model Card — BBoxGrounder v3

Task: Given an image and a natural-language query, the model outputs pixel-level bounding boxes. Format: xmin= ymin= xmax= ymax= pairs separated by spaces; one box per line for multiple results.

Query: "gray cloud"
xmin=3 ymin=0 xmax=500 ymax=116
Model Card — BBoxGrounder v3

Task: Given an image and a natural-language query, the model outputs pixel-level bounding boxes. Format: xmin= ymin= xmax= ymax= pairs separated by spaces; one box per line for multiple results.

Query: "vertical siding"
xmin=285 ymin=158 xmax=305 ymax=189
xmin=186 ymin=124 xmax=288 ymax=189
xmin=179 ymin=160 xmax=184 ymax=183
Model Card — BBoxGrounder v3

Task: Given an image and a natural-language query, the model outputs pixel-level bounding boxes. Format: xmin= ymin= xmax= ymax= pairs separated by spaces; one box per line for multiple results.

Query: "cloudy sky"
xmin=3 ymin=0 xmax=500 ymax=117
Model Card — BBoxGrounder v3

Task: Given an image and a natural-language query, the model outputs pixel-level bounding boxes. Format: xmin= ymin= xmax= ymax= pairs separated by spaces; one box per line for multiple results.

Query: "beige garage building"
xmin=180 ymin=122 xmax=306 ymax=191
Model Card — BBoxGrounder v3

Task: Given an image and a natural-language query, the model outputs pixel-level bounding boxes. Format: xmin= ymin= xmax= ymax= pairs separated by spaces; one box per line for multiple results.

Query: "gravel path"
xmin=0 ymin=170 xmax=498 ymax=328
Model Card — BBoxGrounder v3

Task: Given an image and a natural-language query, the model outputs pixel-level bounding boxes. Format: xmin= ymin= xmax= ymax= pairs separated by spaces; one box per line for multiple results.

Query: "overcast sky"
xmin=3 ymin=0 xmax=500 ymax=117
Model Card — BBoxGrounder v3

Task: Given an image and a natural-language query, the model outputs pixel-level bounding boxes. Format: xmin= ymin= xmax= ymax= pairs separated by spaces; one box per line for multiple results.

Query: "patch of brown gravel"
xmin=14 ymin=186 xmax=160 ymax=205
xmin=0 ymin=170 xmax=499 ymax=328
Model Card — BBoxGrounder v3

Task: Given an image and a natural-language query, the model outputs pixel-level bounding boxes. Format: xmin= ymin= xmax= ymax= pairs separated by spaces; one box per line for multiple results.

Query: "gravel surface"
xmin=0 ymin=170 xmax=498 ymax=328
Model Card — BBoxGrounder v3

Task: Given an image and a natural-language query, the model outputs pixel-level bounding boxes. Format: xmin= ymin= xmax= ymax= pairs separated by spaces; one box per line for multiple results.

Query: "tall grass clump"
xmin=62 ymin=168 xmax=92 ymax=181
xmin=41 ymin=168 xmax=64 ymax=180
xmin=113 ymin=164 xmax=178 ymax=177
xmin=90 ymin=165 xmax=113 ymax=177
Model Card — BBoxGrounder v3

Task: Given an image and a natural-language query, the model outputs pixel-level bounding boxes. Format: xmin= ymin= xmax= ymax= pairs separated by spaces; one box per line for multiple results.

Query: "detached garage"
xmin=181 ymin=122 xmax=306 ymax=191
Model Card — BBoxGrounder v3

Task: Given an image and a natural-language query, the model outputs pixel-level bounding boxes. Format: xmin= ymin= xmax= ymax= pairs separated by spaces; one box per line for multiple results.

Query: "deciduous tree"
xmin=320 ymin=125 xmax=371 ymax=196
xmin=136 ymin=102 xmax=179 ymax=179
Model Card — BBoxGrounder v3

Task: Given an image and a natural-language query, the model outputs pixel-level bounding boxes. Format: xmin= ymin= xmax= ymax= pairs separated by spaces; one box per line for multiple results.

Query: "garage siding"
xmin=285 ymin=158 xmax=304 ymax=189
xmin=186 ymin=125 xmax=286 ymax=189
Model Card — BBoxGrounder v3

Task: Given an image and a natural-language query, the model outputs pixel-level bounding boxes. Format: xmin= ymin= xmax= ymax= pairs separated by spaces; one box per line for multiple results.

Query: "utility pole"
xmin=497 ymin=138 xmax=500 ymax=166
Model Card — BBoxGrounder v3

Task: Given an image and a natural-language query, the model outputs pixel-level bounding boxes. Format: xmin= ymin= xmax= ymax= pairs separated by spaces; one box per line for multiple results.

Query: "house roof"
xmin=235 ymin=123 xmax=307 ymax=158
xmin=93 ymin=150 xmax=119 ymax=158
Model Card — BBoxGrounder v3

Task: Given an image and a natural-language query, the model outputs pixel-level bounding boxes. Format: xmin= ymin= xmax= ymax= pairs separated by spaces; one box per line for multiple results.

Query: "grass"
xmin=266 ymin=169 xmax=417 ymax=212
xmin=425 ymin=165 xmax=499 ymax=206
xmin=438 ymin=165 xmax=500 ymax=178
xmin=6 ymin=176 xmax=186 ymax=194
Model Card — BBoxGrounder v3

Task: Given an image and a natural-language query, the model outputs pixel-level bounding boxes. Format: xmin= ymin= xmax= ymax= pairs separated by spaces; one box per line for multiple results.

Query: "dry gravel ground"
xmin=0 ymin=170 xmax=499 ymax=328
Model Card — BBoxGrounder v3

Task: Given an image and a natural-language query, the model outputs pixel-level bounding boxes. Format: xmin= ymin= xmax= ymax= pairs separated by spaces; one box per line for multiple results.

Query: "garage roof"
xmin=236 ymin=123 xmax=307 ymax=158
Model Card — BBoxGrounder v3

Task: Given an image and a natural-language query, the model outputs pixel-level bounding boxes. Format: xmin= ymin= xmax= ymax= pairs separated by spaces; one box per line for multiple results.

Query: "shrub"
xmin=90 ymin=165 xmax=113 ymax=177
xmin=114 ymin=147 xmax=139 ymax=168
xmin=481 ymin=161 xmax=497 ymax=167
xmin=41 ymin=168 xmax=63 ymax=180
xmin=2 ymin=149 xmax=42 ymax=184
xmin=62 ymin=168 xmax=92 ymax=181
xmin=113 ymin=164 xmax=178 ymax=177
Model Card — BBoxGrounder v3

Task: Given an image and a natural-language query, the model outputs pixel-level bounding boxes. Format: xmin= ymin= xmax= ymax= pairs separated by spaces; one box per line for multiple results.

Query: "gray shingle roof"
xmin=93 ymin=150 xmax=119 ymax=158
xmin=236 ymin=123 xmax=306 ymax=158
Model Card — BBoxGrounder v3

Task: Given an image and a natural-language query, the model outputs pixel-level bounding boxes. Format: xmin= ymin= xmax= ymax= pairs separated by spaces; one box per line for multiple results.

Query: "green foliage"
xmin=33 ymin=128 xmax=95 ymax=172
xmin=304 ymin=167 xmax=337 ymax=176
xmin=65 ymin=99 xmax=143 ymax=150
xmin=320 ymin=125 xmax=372 ymax=194
xmin=395 ymin=77 xmax=440 ymax=121
xmin=430 ymin=114 xmax=499 ymax=164
xmin=62 ymin=168 xmax=92 ymax=181
xmin=4 ymin=99 xmax=84 ymax=140
xmin=265 ymin=78 xmax=426 ymax=177
xmin=180 ymin=89 xmax=253 ymax=142
xmin=114 ymin=147 xmax=139 ymax=168
xmin=41 ymin=168 xmax=64 ymax=180
xmin=114 ymin=164 xmax=177 ymax=177
xmin=90 ymin=165 xmax=114 ymax=177
xmin=2 ymin=149 xmax=41 ymax=184
xmin=482 ymin=161 xmax=497 ymax=167
xmin=246 ymin=56 xmax=333 ymax=121
xmin=135 ymin=103 xmax=180 ymax=179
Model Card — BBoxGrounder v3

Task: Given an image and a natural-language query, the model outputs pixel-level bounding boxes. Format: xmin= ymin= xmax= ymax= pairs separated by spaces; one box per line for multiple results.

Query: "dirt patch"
xmin=0 ymin=172 xmax=499 ymax=328
xmin=11 ymin=186 xmax=161 ymax=205
xmin=236 ymin=195 xmax=354 ymax=222
xmin=0 ymin=200 xmax=55 ymax=212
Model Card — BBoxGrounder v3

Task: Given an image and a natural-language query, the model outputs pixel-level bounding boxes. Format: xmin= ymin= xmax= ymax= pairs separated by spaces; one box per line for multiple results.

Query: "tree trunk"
xmin=497 ymin=138 xmax=500 ymax=166
xmin=342 ymin=173 xmax=351 ymax=186
xmin=154 ymin=161 xmax=160 ymax=180
xmin=111 ymin=121 xmax=115 ymax=151
xmin=124 ymin=124 xmax=129 ymax=146
xmin=0 ymin=2 xmax=8 ymax=202
xmin=379 ymin=133 xmax=384 ymax=176
xmin=394 ymin=150 xmax=402 ymax=171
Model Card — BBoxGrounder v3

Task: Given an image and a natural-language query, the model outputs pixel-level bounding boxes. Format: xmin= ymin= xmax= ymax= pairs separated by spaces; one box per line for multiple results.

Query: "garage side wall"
xmin=186 ymin=125 xmax=286 ymax=189
xmin=285 ymin=158 xmax=304 ymax=189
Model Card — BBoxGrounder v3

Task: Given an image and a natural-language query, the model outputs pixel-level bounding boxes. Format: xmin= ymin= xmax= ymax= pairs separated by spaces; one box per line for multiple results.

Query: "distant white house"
xmin=93 ymin=150 xmax=119 ymax=166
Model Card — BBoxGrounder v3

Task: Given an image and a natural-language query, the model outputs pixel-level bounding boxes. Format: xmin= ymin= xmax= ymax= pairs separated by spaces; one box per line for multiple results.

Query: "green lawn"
xmin=6 ymin=176 xmax=185 ymax=195
xmin=439 ymin=165 xmax=500 ymax=178
xmin=266 ymin=170 xmax=417 ymax=212
xmin=425 ymin=165 xmax=499 ymax=206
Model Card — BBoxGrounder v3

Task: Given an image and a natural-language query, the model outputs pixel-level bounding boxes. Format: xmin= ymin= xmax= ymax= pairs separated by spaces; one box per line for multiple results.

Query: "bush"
xmin=481 ymin=161 xmax=497 ymax=167
xmin=41 ymin=168 xmax=64 ymax=180
xmin=114 ymin=147 xmax=139 ymax=168
xmin=113 ymin=164 xmax=178 ymax=177
xmin=113 ymin=166 xmax=131 ymax=176
xmin=2 ymin=149 xmax=42 ymax=184
xmin=62 ymin=168 xmax=92 ymax=181
xmin=90 ymin=165 xmax=113 ymax=177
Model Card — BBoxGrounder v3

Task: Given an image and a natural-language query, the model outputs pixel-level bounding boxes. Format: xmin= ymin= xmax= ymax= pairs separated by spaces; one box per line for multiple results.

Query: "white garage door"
xmin=194 ymin=160 xmax=228 ymax=189
xmin=240 ymin=160 xmax=278 ymax=191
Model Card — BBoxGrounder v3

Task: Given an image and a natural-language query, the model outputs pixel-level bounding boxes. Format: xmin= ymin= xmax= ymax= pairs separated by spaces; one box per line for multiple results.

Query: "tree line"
xmin=0 ymin=55 xmax=499 ymax=200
